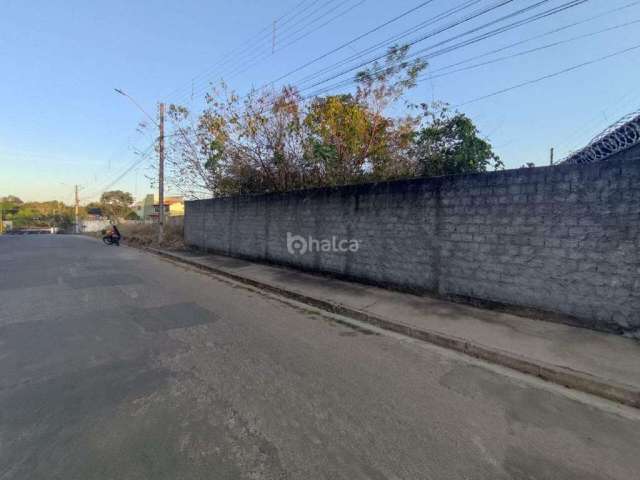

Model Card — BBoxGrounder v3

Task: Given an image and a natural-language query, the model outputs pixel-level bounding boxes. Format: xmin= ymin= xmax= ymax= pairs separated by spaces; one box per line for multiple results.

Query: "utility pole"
xmin=158 ymin=102 xmax=165 ymax=243
xmin=74 ymin=185 xmax=80 ymax=234
xmin=114 ymin=89 xmax=165 ymax=243
xmin=549 ymin=147 xmax=554 ymax=166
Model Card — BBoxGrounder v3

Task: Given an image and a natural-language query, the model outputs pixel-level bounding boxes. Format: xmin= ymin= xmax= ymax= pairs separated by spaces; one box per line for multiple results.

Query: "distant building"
xmin=131 ymin=198 xmax=150 ymax=220
xmin=80 ymin=219 xmax=111 ymax=233
xmin=133 ymin=194 xmax=184 ymax=222
xmin=86 ymin=207 xmax=103 ymax=220
xmin=151 ymin=196 xmax=184 ymax=220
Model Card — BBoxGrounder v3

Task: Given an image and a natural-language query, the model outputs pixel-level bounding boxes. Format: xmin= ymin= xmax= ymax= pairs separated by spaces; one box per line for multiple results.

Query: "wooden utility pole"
xmin=550 ymin=147 xmax=555 ymax=165
xmin=74 ymin=184 xmax=79 ymax=234
xmin=158 ymin=102 xmax=165 ymax=243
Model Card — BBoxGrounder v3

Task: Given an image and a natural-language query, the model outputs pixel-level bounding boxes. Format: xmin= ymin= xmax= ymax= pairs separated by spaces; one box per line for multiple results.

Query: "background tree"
xmin=215 ymin=85 xmax=307 ymax=194
xmin=0 ymin=195 xmax=23 ymax=206
xmin=165 ymin=103 xmax=222 ymax=198
xmin=303 ymin=45 xmax=426 ymax=185
xmin=167 ymin=84 xmax=308 ymax=196
xmin=413 ymin=104 xmax=502 ymax=177
xmin=100 ymin=190 xmax=134 ymax=220
xmin=162 ymin=43 xmax=501 ymax=197
xmin=1 ymin=199 xmax=75 ymax=229
xmin=1 ymin=196 xmax=22 ymax=227
xmin=304 ymin=94 xmax=379 ymax=185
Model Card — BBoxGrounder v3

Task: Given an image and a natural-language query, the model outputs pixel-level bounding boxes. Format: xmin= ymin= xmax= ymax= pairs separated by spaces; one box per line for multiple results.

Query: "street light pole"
xmin=114 ymin=88 xmax=164 ymax=243
xmin=158 ymin=102 xmax=165 ymax=243
xmin=75 ymin=184 xmax=80 ymax=234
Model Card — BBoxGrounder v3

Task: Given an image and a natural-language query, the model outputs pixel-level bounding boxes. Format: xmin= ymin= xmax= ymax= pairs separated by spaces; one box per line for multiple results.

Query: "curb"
xmin=145 ymin=247 xmax=640 ymax=410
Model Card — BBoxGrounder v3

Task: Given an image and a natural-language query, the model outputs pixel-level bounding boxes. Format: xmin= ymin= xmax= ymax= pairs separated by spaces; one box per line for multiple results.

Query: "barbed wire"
xmin=562 ymin=109 xmax=640 ymax=164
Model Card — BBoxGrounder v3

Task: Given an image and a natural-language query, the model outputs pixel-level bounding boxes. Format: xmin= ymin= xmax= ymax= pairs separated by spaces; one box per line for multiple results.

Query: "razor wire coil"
xmin=562 ymin=110 xmax=640 ymax=164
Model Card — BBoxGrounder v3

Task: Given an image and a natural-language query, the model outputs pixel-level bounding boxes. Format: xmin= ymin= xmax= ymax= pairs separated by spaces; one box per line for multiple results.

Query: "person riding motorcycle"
xmin=104 ymin=224 xmax=121 ymax=246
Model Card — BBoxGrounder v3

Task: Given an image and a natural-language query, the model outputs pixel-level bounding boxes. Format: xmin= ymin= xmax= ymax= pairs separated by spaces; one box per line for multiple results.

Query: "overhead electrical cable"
xmin=423 ymin=0 xmax=640 ymax=77
xmin=172 ymin=0 xmax=362 ymax=105
xmin=166 ymin=0 xmax=323 ymax=101
xmin=455 ymin=42 xmax=640 ymax=106
xmin=266 ymin=0 xmax=439 ymax=86
xmin=298 ymin=0 xmax=576 ymax=94
xmin=419 ymin=18 xmax=640 ymax=81
xmin=290 ymin=0 xmax=485 ymax=87
xmin=299 ymin=0 xmax=587 ymax=99
xmin=195 ymin=0 xmax=365 ymax=99
xmin=81 ymin=142 xmax=156 ymax=202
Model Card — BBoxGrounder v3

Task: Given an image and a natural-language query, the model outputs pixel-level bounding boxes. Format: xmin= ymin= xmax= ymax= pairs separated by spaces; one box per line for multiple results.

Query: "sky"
xmin=1 ymin=0 xmax=639 ymax=203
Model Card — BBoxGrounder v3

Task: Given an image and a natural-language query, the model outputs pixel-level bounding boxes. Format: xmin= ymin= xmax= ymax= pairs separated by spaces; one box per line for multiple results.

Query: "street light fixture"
xmin=114 ymin=88 xmax=158 ymax=127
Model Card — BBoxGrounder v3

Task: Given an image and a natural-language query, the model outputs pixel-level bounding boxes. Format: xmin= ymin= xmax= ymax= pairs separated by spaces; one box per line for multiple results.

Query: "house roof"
xmin=562 ymin=110 xmax=640 ymax=165
xmin=153 ymin=196 xmax=184 ymax=206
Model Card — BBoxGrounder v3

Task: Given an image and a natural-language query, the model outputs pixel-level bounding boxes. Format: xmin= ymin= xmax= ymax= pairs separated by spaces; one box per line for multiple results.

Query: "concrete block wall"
xmin=185 ymin=148 xmax=640 ymax=335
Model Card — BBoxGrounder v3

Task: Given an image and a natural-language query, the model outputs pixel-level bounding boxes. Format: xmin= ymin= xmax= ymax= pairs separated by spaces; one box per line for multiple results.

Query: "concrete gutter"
xmin=144 ymin=246 xmax=640 ymax=409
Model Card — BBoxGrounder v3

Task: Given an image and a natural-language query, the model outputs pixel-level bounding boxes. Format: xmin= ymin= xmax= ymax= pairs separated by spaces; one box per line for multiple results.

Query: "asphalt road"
xmin=1 ymin=235 xmax=639 ymax=480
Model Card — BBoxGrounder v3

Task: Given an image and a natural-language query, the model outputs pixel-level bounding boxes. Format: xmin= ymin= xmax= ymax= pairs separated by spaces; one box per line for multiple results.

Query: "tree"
xmin=4 ymin=200 xmax=74 ymax=229
xmin=160 ymin=43 xmax=501 ymax=196
xmin=166 ymin=84 xmax=309 ymax=196
xmin=1 ymin=196 xmax=23 ymax=220
xmin=302 ymin=45 xmax=426 ymax=186
xmin=413 ymin=104 xmax=502 ymax=177
xmin=100 ymin=190 xmax=134 ymax=220
xmin=0 ymin=195 xmax=23 ymax=205
xmin=303 ymin=94 xmax=375 ymax=185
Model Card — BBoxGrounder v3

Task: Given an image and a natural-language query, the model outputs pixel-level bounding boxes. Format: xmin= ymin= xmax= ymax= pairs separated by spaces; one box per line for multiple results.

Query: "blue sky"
xmin=1 ymin=0 xmax=639 ymax=203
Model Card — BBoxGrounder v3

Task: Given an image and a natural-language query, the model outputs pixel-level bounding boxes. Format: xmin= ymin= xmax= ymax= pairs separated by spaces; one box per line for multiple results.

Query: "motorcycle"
xmin=102 ymin=228 xmax=121 ymax=246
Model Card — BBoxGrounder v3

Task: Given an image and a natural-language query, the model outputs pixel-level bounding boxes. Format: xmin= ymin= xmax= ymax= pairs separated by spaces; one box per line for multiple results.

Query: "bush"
xmin=117 ymin=222 xmax=184 ymax=250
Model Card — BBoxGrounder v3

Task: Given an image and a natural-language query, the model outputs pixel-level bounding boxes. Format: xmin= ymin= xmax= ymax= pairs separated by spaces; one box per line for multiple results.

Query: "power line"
xmin=274 ymin=0 xmax=367 ymax=54
xmin=556 ymin=87 xmax=640 ymax=156
xmin=455 ymin=42 xmax=640 ymax=106
xmin=298 ymin=0 xmax=543 ymax=94
xmin=192 ymin=0 xmax=361 ymax=99
xmin=178 ymin=0 xmax=366 ymax=106
xmin=171 ymin=0 xmax=358 ymax=105
xmin=171 ymin=0 xmax=338 ymax=103
xmin=266 ymin=0 xmax=438 ymax=86
xmin=165 ymin=0 xmax=319 ymax=101
xmin=419 ymin=18 xmax=640 ymax=82
xmin=80 ymin=142 xmax=156 ymax=202
xmin=422 ymin=0 xmax=640 ymax=78
xmin=292 ymin=0 xmax=484 ymax=87
xmin=299 ymin=0 xmax=586 ymax=99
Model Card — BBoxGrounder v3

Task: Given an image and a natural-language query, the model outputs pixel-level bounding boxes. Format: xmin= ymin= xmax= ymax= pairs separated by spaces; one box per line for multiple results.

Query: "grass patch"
xmin=88 ymin=222 xmax=185 ymax=250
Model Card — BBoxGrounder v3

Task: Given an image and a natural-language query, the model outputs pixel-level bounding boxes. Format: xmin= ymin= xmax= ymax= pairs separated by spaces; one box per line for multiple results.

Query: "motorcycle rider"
xmin=105 ymin=223 xmax=121 ymax=246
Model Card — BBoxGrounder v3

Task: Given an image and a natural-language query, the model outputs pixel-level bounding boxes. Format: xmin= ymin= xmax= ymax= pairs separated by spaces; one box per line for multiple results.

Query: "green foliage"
xmin=1 ymin=199 xmax=74 ymax=229
xmin=0 ymin=195 xmax=23 ymax=206
xmin=304 ymin=94 xmax=377 ymax=184
xmin=100 ymin=190 xmax=134 ymax=220
xmin=161 ymin=43 xmax=500 ymax=197
xmin=413 ymin=105 xmax=502 ymax=177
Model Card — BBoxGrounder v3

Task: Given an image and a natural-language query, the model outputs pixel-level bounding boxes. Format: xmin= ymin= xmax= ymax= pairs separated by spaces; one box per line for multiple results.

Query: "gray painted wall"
xmin=185 ymin=146 xmax=640 ymax=335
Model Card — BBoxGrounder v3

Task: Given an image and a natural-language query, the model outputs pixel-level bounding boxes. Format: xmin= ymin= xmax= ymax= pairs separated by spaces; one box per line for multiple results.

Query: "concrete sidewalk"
xmin=149 ymin=247 xmax=640 ymax=408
